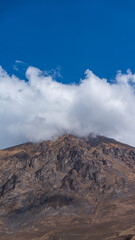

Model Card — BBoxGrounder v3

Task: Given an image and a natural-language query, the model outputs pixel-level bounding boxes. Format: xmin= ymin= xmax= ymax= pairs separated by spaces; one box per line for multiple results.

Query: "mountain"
xmin=1 ymin=134 xmax=135 ymax=239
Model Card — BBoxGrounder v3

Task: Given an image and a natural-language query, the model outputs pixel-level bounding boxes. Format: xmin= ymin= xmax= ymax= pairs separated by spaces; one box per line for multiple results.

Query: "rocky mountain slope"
xmin=1 ymin=134 xmax=135 ymax=239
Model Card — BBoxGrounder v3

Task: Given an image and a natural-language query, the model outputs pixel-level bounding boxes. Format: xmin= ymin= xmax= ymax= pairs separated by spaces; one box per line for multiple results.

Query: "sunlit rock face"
xmin=1 ymin=134 xmax=135 ymax=239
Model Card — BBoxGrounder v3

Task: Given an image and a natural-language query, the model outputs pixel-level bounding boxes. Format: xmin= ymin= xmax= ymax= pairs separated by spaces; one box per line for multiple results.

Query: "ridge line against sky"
xmin=0 ymin=65 xmax=135 ymax=149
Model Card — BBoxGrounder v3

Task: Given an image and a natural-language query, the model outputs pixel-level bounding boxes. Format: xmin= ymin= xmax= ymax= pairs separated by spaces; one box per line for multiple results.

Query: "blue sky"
xmin=1 ymin=0 xmax=135 ymax=83
xmin=1 ymin=0 xmax=135 ymax=149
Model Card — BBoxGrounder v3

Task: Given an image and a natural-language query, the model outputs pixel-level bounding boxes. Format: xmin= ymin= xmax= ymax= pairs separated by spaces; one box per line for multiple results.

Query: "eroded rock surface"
xmin=1 ymin=135 xmax=135 ymax=239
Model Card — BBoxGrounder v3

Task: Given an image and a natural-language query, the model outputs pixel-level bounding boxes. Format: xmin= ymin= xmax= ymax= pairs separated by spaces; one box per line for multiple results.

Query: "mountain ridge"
xmin=1 ymin=134 xmax=135 ymax=239
xmin=1 ymin=134 xmax=133 ymax=151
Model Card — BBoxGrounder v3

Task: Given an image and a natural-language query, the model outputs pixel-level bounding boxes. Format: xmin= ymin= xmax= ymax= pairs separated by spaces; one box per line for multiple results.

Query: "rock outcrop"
xmin=1 ymin=134 xmax=135 ymax=239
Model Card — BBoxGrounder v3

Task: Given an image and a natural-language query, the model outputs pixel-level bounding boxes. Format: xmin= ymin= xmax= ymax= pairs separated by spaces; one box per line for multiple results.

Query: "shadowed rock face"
xmin=1 ymin=134 xmax=135 ymax=239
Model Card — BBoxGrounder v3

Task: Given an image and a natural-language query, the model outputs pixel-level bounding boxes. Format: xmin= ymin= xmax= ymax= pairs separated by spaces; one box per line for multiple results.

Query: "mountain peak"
xmin=0 ymin=134 xmax=135 ymax=239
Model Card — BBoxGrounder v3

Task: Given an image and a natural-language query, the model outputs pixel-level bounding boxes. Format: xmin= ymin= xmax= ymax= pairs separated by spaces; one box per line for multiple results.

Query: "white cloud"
xmin=13 ymin=60 xmax=23 ymax=70
xmin=0 ymin=65 xmax=135 ymax=149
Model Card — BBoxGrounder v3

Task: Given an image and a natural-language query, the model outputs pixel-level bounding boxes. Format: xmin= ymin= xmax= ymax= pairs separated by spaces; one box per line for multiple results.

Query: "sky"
xmin=1 ymin=0 xmax=135 ymax=149
xmin=1 ymin=0 xmax=135 ymax=82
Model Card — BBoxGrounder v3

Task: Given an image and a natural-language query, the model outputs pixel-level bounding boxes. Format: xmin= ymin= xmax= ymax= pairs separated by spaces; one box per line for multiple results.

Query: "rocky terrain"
xmin=1 ymin=134 xmax=135 ymax=239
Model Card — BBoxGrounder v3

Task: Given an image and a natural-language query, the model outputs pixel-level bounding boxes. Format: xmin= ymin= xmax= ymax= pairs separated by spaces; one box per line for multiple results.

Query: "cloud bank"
xmin=0 ymin=66 xmax=135 ymax=149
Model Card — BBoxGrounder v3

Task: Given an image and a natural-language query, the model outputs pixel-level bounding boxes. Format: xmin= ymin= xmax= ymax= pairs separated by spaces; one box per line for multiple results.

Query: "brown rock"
xmin=1 ymin=134 xmax=135 ymax=239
